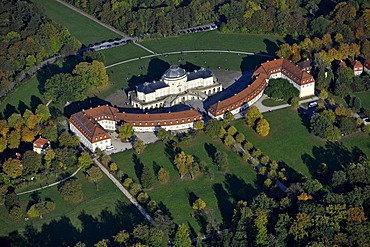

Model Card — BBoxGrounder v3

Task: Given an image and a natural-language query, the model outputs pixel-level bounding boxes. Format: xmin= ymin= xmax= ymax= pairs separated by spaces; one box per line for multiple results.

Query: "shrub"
xmin=123 ymin=178 xmax=133 ymax=188
xmin=27 ymin=204 xmax=40 ymax=218
xmin=147 ymin=200 xmax=157 ymax=213
xmin=137 ymin=192 xmax=149 ymax=204
xmin=157 ymin=168 xmax=170 ymax=183
xmin=129 ymin=183 xmax=142 ymax=196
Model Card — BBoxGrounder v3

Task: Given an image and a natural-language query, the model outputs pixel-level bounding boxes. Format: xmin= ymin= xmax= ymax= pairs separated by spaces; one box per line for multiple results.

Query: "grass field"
xmin=0 ymin=172 xmax=144 ymax=245
xmin=354 ymin=91 xmax=370 ymax=109
xmin=142 ymin=31 xmax=284 ymax=55
xmin=262 ymin=98 xmax=287 ymax=107
xmin=33 ymin=0 xmax=120 ymax=45
xmin=111 ymin=132 xmax=258 ymax=233
xmin=234 ymin=108 xmax=370 ymax=179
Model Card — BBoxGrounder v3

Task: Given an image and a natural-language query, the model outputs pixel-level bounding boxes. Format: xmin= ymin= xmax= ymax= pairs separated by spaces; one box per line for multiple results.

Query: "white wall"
xmin=97 ymin=120 xmax=116 ymax=130
xmin=133 ymin=122 xmax=194 ymax=132
xmin=70 ymin=122 xmax=111 ymax=152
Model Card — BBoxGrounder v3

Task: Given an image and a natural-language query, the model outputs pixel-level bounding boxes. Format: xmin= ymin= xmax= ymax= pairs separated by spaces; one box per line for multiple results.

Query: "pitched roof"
xmin=83 ymin=105 xmax=119 ymax=120
xmin=116 ymin=109 xmax=202 ymax=126
xmin=352 ymin=60 xmax=364 ymax=71
xmin=70 ymin=111 xmax=110 ymax=144
xmin=209 ymin=58 xmax=314 ymax=117
xmin=365 ymin=60 xmax=370 ymax=70
xmin=33 ymin=137 xmax=49 ymax=148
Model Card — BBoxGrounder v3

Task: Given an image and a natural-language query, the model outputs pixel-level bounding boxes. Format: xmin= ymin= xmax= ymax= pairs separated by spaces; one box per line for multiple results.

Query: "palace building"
xmin=69 ymin=105 xmax=202 ymax=152
xmin=130 ymin=65 xmax=222 ymax=110
xmin=208 ymin=58 xmax=315 ymax=119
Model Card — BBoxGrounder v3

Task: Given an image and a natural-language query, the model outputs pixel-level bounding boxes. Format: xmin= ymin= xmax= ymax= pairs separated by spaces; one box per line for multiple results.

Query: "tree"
xmin=3 ymin=158 xmax=23 ymax=178
xmin=157 ymin=128 xmax=170 ymax=142
xmin=0 ymin=137 xmax=7 ymax=153
xmin=41 ymin=125 xmax=58 ymax=142
xmin=235 ymin=132 xmax=245 ymax=143
xmin=290 ymin=97 xmax=299 ymax=108
xmin=256 ymin=118 xmax=270 ymax=137
xmin=157 ymin=168 xmax=169 ymax=183
xmin=109 ymin=162 xmax=118 ymax=172
xmin=243 ymin=141 xmax=254 ymax=151
xmin=119 ymin=123 xmax=134 ymax=141
xmin=9 ymin=205 xmax=23 ymax=220
xmin=174 ymin=151 xmax=194 ymax=178
xmin=8 ymin=130 xmax=20 ymax=149
xmin=78 ymin=152 xmax=93 ymax=171
xmin=194 ymin=120 xmax=204 ymax=130
xmin=289 ymin=213 xmax=313 ymax=241
xmin=224 ymin=112 xmax=235 ymax=125
xmin=224 ymin=134 xmax=236 ymax=146
xmin=141 ymin=165 xmax=153 ymax=189
xmin=59 ymin=131 xmax=79 ymax=147
xmin=227 ymin=126 xmax=237 ymax=136
xmin=134 ymin=139 xmax=147 ymax=154
xmin=245 ymin=106 xmax=262 ymax=127
xmin=324 ymin=126 xmax=341 ymax=141
xmin=44 ymin=149 xmax=55 ymax=169
xmin=205 ymin=119 xmax=223 ymax=138
xmin=35 ymin=104 xmax=51 ymax=124
xmin=255 ymin=209 xmax=268 ymax=245
xmin=320 ymin=89 xmax=329 ymax=99
xmin=114 ymin=230 xmax=129 ymax=245
xmin=94 ymin=239 xmax=108 ymax=247
xmin=73 ymin=60 xmax=109 ymax=88
xmin=59 ymin=179 xmax=84 ymax=203
xmin=310 ymin=114 xmax=331 ymax=138
xmin=86 ymin=166 xmax=103 ymax=183
xmin=214 ymin=151 xmax=228 ymax=171
xmin=192 ymin=198 xmax=206 ymax=212
xmin=27 ymin=204 xmax=40 ymax=218
xmin=22 ymin=150 xmax=42 ymax=175
xmin=21 ymin=127 xmax=35 ymax=142
xmin=173 ymin=224 xmax=191 ymax=247
xmin=7 ymin=113 xmax=23 ymax=129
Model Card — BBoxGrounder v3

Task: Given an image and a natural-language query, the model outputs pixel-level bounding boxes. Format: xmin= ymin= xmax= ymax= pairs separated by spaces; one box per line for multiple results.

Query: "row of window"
xmin=132 ymin=117 xmax=200 ymax=126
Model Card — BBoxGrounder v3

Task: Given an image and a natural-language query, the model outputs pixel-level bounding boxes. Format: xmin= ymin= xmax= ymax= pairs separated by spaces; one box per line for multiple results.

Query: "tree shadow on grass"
xmin=240 ymin=55 xmax=269 ymax=72
xmin=0 ymin=200 xmax=145 ymax=247
xmin=30 ymin=95 xmax=43 ymax=112
xmin=164 ymin=141 xmax=177 ymax=164
xmin=63 ymin=96 xmax=112 ymax=117
xmin=2 ymin=104 xmax=17 ymax=119
xmin=213 ymin=183 xmax=233 ymax=228
xmin=297 ymin=107 xmax=311 ymax=131
xmin=224 ymin=174 xmax=257 ymax=203
xmin=17 ymin=101 xmax=29 ymax=115
xmin=127 ymin=58 xmax=170 ymax=89
xmin=133 ymin=153 xmax=144 ymax=182
xmin=152 ymin=161 xmax=161 ymax=176
xmin=301 ymin=142 xmax=365 ymax=184
xmin=204 ymin=143 xmax=217 ymax=161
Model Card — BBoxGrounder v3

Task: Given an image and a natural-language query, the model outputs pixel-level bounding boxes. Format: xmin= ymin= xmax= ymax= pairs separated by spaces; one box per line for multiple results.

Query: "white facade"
xmin=132 ymin=66 xmax=222 ymax=110
xmin=132 ymin=122 xmax=195 ymax=132
xmin=69 ymin=122 xmax=112 ymax=152
xmin=97 ymin=119 xmax=116 ymax=131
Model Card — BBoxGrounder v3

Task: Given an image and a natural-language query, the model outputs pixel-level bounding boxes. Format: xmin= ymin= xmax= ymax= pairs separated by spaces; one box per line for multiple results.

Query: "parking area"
xmin=179 ymin=23 xmax=217 ymax=34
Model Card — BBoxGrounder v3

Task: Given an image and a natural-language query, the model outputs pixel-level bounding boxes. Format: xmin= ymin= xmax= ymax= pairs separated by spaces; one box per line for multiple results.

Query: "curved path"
xmin=16 ymin=167 xmax=81 ymax=196
xmin=105 ymin=49 xmax=274 ymax=69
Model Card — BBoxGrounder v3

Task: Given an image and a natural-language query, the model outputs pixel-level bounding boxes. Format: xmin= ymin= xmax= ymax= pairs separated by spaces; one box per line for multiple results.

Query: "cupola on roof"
xmin=163 ymin=65 xmax=186 ymax=79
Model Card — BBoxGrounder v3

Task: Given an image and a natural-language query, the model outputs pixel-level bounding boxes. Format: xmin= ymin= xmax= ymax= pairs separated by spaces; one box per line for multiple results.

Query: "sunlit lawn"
xmin=0 ymin=172 xmax=144 ymax=243
xmin=234 ymin=107 xmax=370 ymax=179
xmin=34 ymin=0 xmax=120 ymax=45
xmin=111 ymin=132 xmax=258 ymax=233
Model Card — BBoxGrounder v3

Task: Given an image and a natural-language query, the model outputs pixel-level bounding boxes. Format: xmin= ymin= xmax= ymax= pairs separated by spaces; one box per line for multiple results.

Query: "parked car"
xmin=308 ymin=102 xmax=318 ymax=108
xmin=106 ymin=145 xmax=114 ymax=151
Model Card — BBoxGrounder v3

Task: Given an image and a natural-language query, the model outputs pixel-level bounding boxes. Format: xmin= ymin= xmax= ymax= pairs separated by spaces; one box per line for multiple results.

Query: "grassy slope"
xmin=0 ymin=172 xmax=144 ymax=239
xmin=234 ymin=108 xmax=370 ymax=178
xmin=33 ymin=0 xmax=120 ymax=45
xmin=142 ymin=31 xmax=283 ymax=54
xmin=354 ymin=91 xmax=370 ymax=109
xmin=111 ymin=132 xmax=258 ymax=232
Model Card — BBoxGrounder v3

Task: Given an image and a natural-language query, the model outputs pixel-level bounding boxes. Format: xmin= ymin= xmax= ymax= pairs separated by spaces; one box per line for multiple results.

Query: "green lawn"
xmin=101 ymin=52 xmax=268 ymax=99
xmin=0 ymin=77 xmax=45 ymax=118
xmin=142 ymin=31 xmax=283 ymax=55
xmin=111 ymin=132 xmax=258 ymax=233
xmin=234 ymin=108 xmax=370 ymax=180
xmin=262 ymin=99 xmax=287 ymax=107
xmin=101 ymin=43 xmax=151 ymax=66
xmin=0 ymin=172 xmax=144 ymax=245
xmin=354 ymin=91 xmax=370 ymax=109
xmin=33 ymin=0 xmax=120 ymax=45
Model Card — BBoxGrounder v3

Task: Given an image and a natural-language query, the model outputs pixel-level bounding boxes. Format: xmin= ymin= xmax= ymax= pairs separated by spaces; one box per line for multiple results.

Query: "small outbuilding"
xmin=33 ymin=137 xmax=50 ymax=155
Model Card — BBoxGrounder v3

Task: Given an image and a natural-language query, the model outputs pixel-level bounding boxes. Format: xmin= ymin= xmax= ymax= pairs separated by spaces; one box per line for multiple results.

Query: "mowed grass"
xmin=0 ymin=77 xmax=45 ymax=117
xmin=354 ymin=91 xmax=370 ymax=109
xmin=101 ymin=44 xmax=151 ymax=66
xmin=0 ymin=172 xmax=144 ymax=240
xmin=142 ymin=31 xmax=284 ymax=54
xmin=111 ymin=132 xmax=258 ymax=233
xmin=234 ymin=108 xmax=370 ymax=178
xmin=101 ymin=52 xmax=269 ymax=99
xmin=262 ymin=99 xmax=287 ymax=107
xmin=33 ymin=0 xmax=120 ymax=45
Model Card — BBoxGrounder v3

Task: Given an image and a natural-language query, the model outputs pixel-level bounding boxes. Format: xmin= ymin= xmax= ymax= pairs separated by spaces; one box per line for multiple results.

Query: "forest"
xmin=0 ymin=0 xmax=81 ymax=98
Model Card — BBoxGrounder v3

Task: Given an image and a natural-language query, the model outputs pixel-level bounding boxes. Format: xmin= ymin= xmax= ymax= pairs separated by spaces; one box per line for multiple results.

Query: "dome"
xmin=162 ymin=65 xmax=186 ymax=79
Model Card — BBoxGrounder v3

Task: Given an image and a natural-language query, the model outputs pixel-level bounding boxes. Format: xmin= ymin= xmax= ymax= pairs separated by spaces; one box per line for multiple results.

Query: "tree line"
xmin=0 ymin=0 xmax=81 ymax=97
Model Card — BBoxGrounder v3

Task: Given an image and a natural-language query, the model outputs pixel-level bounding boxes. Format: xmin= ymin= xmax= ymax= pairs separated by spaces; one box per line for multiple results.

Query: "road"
xmin=16 ymin=167 xmax=81 ymax=196
xmin=56 ymin=0 xmax=130 ymax=39
xmin=93 ymin=158 xmax=156 ymax=226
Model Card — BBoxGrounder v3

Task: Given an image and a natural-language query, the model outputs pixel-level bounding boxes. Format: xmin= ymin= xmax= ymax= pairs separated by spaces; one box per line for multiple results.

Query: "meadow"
xmin=111 ymin=132 xmax=258 ymax=233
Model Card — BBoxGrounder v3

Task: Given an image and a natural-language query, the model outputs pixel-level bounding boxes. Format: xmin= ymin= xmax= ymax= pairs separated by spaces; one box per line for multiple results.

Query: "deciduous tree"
xmin=78 ymin=152 xmax=93 ymax=171
xmin=256 ymin=118 xmax=270 ymax=137
xmin=3 ymin=158 xmax=23 ymax=178
xmin=134 ymin=139 xmax=147 ymax=154
xmin=22 ymin=150 xmax=42 ymax=175
xmin=173 ymin=224 xmax=191 ymax=247
xmin=119 ymin=123 xmax=134 ymax=141
xmin=86 ymin=166 xmax=103 ymax=183
xmin=157 ymin=168 xmax=169 ymax=183
xmin=59 ymin=179 xmax=84 ymax=204
xmin=141 ymin=165 xmax=153 ymax=189
xmin=245 ymin=106 xmax=262 ymax=127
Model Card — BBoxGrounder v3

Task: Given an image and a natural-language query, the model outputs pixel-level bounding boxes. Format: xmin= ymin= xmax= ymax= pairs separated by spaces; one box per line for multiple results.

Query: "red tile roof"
xmin=116 ymin=109 xmax=202 ymax=126
xmin=365 ymin=60 xmax=370 ymax=70
xmin=33 ymin=137 xmax=49 ymax=148
xmin=70 ymin=111 xmax=110 ymax=144
xmin=353 ymin=60 xmax=363 ymax=71
xmin=209 ymin=58 xmax=314 ymax=117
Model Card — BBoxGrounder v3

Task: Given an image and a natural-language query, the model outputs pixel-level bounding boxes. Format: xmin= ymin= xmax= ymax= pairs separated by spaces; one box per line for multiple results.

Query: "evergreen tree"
xmin=141 ymin=165 xmax=153 ymax=189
